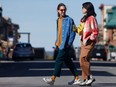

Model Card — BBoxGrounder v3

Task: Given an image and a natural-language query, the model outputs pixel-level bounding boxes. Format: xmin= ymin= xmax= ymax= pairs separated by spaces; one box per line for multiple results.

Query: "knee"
xmin=80 ymin=57 xmax=85 ymax=67
xmin=80 ymin=62 xmax=84 ymax=68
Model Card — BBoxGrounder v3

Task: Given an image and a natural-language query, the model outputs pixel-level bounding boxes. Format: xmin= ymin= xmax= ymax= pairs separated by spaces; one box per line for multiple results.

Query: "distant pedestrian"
xmin=74 ymin=2 xmax=99 ymax=86
xmin=0 ymin=4 xmax=2 ymax=19
xmin=43 ymin=3 xmax=81 ymax=85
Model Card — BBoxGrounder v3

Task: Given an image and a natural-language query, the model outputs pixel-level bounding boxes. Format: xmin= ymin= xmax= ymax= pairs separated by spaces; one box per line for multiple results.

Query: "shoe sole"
xmin=79 ymin=84 xmax=86 ymax=86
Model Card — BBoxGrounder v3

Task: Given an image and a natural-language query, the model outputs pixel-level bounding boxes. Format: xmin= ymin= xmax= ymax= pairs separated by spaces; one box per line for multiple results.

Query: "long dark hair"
xmin=57 ymin=3 xmax=67 ymax=17
xmin=81 ymin=2 xmax=96 ymax=22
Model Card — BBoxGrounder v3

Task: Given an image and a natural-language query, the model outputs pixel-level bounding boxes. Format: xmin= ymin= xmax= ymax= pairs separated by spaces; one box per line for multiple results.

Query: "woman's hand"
xmin=73 ymin=25 xmax=78 ymax=32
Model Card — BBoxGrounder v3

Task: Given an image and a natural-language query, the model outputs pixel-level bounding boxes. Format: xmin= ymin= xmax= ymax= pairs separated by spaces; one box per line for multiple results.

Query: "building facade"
xmin=0 ymin=5 xmax=20 ymax=58
xmin=99 ymin=4 xmax=116 ymax=60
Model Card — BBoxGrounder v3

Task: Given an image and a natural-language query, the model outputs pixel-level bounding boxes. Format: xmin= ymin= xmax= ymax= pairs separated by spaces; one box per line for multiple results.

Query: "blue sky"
xmin=0 ymin=0 xmax=116 ymax=51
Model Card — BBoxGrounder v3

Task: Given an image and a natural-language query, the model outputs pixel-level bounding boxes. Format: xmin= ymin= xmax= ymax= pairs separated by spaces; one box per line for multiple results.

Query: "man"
xmin=43 ymin=3 xmax=81 ymax=85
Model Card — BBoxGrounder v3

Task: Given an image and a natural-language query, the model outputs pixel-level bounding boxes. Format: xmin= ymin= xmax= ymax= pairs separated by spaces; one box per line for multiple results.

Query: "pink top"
xmin=81 ymin=16 xmax=99 ymax=45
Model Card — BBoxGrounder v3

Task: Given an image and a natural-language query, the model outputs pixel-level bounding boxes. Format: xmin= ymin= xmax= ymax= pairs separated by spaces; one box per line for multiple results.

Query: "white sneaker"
xmin=79 ymin=79 xmax=88 ymax=86
xmin=72 ymin=79 xmax=81 ymax=85
xmin=43 ymin=77 xmax=54 ymax=85
xmin=86 ymin=77 xmax=95 ymax=85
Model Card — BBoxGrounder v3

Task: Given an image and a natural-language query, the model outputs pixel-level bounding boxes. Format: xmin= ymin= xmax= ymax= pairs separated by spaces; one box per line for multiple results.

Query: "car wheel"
xmin=103 ymin=57 xmax=107 ymax=61
xmin=30 ymin=57 xmax=34 ymax=60
xmin=12 ymin=57 xmax=19 ymax=61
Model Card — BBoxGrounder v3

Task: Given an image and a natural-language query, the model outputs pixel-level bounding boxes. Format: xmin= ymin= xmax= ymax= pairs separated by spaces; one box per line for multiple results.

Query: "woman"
xmin=74 ymin=2 xmax=99 ymax=86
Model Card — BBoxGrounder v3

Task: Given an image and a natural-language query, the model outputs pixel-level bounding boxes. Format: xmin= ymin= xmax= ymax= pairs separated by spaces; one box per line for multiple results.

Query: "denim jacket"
xmin=55 ymin=15 xmax=76 ymax=50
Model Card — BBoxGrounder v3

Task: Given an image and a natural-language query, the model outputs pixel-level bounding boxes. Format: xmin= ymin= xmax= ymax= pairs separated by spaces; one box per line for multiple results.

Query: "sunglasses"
xmin=59 ymin=9 xmax=66 ymax=11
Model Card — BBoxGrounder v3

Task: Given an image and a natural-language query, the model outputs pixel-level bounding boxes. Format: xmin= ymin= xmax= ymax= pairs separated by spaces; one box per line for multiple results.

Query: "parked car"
xmin=75 ymin=47 xmax=81 ymax=60
xmin=109 ymin=45 xmax=116 ymax=61
xmin=53 ymin=46 xmax=76 ymax=60
xmin=91 ymin=44 xmax=107 ymax=61
xmin=12 ymin=43 xmax=35 ymax=61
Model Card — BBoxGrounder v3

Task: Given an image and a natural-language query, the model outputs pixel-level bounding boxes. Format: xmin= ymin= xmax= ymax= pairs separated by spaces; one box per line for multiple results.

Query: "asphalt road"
xmin=0 ymin=60 xmax=116 ymax=87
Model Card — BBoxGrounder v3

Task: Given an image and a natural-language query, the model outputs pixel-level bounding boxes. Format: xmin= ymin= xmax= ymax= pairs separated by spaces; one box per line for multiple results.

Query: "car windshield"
xmin=16 ymin=44 xmax=31 ymax=48
xmin=94 ymin=45 xmax=105 ymax=49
